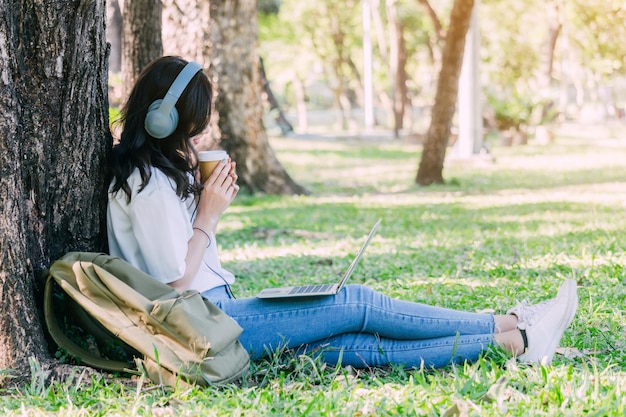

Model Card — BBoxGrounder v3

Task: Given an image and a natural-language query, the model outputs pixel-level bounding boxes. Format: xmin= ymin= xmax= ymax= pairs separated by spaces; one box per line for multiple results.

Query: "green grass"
xmin=3 ymin=132 xmax=626 ymax=415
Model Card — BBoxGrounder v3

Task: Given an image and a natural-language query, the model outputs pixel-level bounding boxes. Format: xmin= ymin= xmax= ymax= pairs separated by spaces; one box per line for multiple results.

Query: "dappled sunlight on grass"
xmin=272 ymin=136 xmax=626 ymax=210
xmin=222 ymin=234 xmax=377 ymax=263
xmin=486 ymin=144 xmax=626 ymax=171
xmin=403 ymin=275 xmax=504 ymax=289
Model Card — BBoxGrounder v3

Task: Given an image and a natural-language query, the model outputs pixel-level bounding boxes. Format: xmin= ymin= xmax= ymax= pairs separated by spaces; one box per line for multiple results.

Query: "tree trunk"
xmin=416 ymin=0 xmax=444 ymax=43
xmin=260 ymin=57 xmax=294 ymax=136
xmin=536 ymin=0 xmax=561 ymax=90
xmin=328 ymin=13 xmax=357 ymax=131
xmin=416 ymin=0 xmax=474 ymax=185
xmin=330 ymin=74 xmax=353 ymax=131
xmin=0 ymin=0 xmax=110 ymax=386
xmin=371 ymin=0 xmax=388 ymax=63
xmin=371 ymin=0 xmax=394 ymax=129
xmin=387 ymin=0 xmax=408 ymax=138
xmin=106 ymin=0 xmax=123 ymax=72
xmin=210 ymin=0 xmax=307 ymax=195
xmin=161 ymin=0 xmax=218 ymax=149
xmin=292 ymin=75 xmax=308 ymax=132
xmin=162 ymin=0 xmax=211 ymax=66
xmin=121 ymin=0 xmax=162 ymax=98
xmin=415 ymin=0 xmax=444 ymax=76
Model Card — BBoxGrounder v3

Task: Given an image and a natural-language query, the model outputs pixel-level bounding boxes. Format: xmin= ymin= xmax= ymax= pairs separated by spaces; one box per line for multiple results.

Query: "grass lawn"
xmin=2 ymin=128 xmax=626 ymax=415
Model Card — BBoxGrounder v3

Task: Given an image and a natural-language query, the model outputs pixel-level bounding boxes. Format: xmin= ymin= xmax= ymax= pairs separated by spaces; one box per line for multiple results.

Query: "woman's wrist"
xmin=195 ymin=213 xmax=219 ymax=233
xmin=192 ymin=226 xmax=211 ymax=247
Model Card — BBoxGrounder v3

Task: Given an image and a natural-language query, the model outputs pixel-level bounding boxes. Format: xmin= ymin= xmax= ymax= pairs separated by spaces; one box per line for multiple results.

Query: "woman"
xmin=107 ymin=56 xmax=578 ymax=369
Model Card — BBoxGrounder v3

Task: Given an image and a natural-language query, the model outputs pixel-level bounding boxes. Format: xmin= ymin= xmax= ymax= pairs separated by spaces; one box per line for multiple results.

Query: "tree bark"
xmin=416 ymin=0 xmax=474 ymax=185
xmin=162 ymin=0 xmax=211 ymax=66
xmin=0 ymin=0 xmax=110 ymax=386
xmin=210 ymin=0 xmax=307 ymax=195
xmin=121 ymin=0 xmax=162 ymax=98
xmin=161 ymin=0 xmax=218 ymax=150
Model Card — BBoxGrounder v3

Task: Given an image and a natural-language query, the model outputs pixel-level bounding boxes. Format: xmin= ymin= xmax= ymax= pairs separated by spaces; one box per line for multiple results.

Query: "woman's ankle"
xmin=493 ymin=314 xmax=519 ymax=333
xmin=494 ymin=329 xmax=525 ymax=356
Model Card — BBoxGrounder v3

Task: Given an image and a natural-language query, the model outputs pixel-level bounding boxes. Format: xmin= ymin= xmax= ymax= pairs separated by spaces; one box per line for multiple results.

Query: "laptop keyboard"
xmin=289 ymin=284 xmax=334 ymax=294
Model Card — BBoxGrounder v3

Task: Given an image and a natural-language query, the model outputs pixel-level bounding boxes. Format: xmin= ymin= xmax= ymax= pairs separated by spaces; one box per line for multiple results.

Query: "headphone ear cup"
xmin=144 ymin=99 xmax=179 ymax=139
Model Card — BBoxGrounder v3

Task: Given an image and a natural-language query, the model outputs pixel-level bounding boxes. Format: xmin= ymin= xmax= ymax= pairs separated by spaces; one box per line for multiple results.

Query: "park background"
xmin=1 ymin=0 xmax=625 ymax=415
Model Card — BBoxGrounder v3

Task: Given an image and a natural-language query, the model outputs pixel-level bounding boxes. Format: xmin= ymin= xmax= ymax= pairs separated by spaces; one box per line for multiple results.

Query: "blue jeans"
xmin=202 ymin=284 xmax=495 ymax=369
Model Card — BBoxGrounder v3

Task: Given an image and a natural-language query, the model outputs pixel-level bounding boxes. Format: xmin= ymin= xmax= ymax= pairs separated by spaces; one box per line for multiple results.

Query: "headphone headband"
xmin=144 ymin=61 xmax=203 ymax=139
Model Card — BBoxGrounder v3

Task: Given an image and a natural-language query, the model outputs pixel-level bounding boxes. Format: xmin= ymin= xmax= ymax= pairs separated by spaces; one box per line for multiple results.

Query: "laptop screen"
xmin=335 ymin=219 xmax=381 ymax=290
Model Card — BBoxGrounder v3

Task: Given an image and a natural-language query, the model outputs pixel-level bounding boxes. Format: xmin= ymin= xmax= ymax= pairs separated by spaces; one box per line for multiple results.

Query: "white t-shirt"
xmin=106 ymin=167 xmax=235 ymax=293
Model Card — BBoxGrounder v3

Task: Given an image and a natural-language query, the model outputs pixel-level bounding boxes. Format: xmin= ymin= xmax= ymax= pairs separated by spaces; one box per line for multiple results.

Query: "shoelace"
xmin=510 ymin=298 xmax=556 ymax=328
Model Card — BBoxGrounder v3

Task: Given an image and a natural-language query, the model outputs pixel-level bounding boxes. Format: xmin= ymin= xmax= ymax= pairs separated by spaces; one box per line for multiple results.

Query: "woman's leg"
xmin=303 ymin=331 xmax=495 ymax=369
xmin=203 ymin=284 xmax=496 ymax=364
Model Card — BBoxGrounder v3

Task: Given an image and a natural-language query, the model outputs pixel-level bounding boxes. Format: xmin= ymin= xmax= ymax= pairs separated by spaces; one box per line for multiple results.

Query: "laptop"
xmin=256 ymin=219 xmax=381 ymax=299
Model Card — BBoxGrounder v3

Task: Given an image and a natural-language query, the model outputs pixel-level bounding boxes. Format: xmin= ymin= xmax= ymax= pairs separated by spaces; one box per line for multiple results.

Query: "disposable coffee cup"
xmin=199 ymin=150 xmax=229 ymax=182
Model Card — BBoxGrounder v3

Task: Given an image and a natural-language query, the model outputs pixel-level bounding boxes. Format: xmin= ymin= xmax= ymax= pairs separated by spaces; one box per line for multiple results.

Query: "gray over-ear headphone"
xmin=144 ymin=61 xmax=203 ymax=139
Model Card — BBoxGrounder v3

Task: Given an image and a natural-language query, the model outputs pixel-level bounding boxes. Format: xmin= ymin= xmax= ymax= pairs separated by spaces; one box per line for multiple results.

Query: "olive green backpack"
xmin=43 ymin=252 xmax=250 ymax=387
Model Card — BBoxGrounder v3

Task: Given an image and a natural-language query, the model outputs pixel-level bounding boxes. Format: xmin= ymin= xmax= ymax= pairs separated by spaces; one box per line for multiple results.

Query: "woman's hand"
xmin=175 ymin=160 xmax=237 ymax=293
xmin=194 ymin=159 xmax=239 ymax=233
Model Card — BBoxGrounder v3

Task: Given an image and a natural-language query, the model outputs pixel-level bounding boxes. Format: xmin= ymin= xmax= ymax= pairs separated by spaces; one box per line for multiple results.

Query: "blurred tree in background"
xmin=416 ymin=0 xmax=474 ymax=185
xmin=259 ymin=0 xmax=626 ymax=132
xmin=208 ymin=0 xmax=306 ymax=194
xmin=121 ymin=0 xmax=162 ymax=93
xmin=257 ymin=0 xmax=625 ymax=183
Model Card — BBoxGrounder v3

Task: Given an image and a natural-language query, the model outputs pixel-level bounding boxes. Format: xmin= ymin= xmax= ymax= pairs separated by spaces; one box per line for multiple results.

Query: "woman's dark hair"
xmin=109 ymin=56 xmax=212 ymax=201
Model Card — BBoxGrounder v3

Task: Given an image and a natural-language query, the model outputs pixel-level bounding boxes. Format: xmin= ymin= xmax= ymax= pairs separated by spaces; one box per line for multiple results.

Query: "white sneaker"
xmin=517 ymin=279 xmax=578 ymax=365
